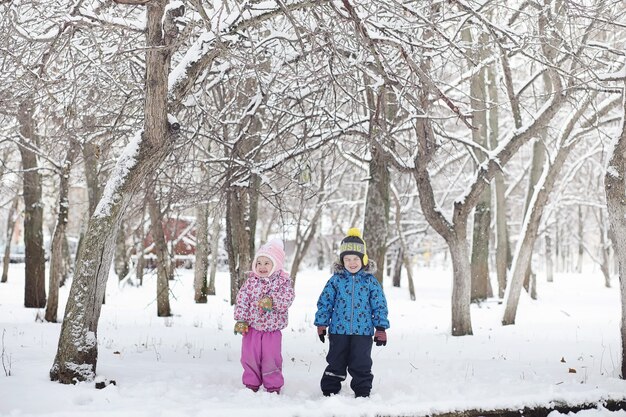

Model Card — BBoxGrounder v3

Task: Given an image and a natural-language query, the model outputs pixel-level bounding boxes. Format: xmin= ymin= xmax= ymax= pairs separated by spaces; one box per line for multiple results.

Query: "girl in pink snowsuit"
xmin=234 ymin=239 xmax=295 ymax=393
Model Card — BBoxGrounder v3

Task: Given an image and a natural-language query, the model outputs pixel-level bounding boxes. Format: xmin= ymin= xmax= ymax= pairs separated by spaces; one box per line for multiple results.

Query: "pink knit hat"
xmin=252 ymin=238 xmax=285 ymax=276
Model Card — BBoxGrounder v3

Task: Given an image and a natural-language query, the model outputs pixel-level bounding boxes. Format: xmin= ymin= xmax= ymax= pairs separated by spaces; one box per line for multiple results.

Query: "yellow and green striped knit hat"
xmin=339 ymin=228 xmax=369 ymax=266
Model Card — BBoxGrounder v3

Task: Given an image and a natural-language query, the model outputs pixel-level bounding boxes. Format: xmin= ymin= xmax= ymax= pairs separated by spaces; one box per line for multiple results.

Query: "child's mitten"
xmin=374 ymin=327 xmax=387 ymax=346
xmin=317 ymin=326 xmax=327 ymax=343
xmin=258 ymin=295 xmax=273 ymax=313
xmin=234 ymin=321 xmax=249 ymax=335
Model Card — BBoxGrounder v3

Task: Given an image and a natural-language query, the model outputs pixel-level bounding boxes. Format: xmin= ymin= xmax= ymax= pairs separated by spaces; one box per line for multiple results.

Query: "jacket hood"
xmin=332 ymin=260 xmax=377 ymax=275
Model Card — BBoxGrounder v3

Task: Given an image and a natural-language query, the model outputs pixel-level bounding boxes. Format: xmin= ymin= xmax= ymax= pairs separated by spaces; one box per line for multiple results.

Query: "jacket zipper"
xmin=350 ymin=273 xmax=356 ymax=334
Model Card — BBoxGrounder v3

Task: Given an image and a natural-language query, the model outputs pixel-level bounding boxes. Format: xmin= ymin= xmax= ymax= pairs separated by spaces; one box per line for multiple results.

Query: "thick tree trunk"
xmin=193 ymin=203 xmax=209 ymax=303
xmin=148 ymin=188 xmax=171 ymax=317
xmin=75 ymin=141 xmax=103 ymax=266
xmin=226 ymin=184 xmax=256 ymax=305
xmin=363 ymin=141 xmax=390 ymax=284
xmin=449 ymin=234 xmax=473 ymax=336
xmin=464 ymin=29 xmax=491 ymax=303
xmin=605 ymin=81 xmax=626 ymax=377
xmin=50 ymin=0 xmax=178 ymax=384
xmin=45 ymin=143 xmax=78 ymax=323
xmin=1 ymin=196 xmax=19 ymax=283
xmin=50 ymin=136 xmax=173 ymax=382
xmin=18 ymin=99 xmax=46 ymax=308
xmin=471 ymin=198 xmax=491 ymax=302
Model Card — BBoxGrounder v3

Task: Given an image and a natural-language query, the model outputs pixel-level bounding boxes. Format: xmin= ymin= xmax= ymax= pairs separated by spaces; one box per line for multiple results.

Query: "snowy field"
xmin=1 ymin=263 xmax=626 ymax=417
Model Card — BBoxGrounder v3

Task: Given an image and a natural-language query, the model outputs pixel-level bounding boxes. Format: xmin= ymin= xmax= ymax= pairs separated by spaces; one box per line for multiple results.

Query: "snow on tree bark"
xmin=502 ymin=94 xmax=594 ymax=325
xmin=50 ymin=0 xmax=179 ymax=383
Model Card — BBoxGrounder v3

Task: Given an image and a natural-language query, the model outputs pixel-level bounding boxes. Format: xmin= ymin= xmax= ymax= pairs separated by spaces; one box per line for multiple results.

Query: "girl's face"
xmin=255 ymin=256 xmax=274 ymax=277
xmin=343 ymin=254 xmax=362 ymax=274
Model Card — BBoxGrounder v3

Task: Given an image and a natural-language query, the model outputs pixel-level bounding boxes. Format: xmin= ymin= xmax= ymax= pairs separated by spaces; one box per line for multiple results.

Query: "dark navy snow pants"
xmin=320 ymin=334 xmax=373 ymax=396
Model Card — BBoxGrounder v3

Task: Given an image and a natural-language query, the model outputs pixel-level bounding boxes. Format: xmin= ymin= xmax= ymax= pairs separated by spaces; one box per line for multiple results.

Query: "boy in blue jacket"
xmin=314 ymin=228 xmax=390 ymax=398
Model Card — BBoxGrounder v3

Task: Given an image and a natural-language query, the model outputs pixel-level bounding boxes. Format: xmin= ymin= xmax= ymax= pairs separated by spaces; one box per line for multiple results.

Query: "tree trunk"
xmin=390 ymin=188 xmax=415 ymax=300
xmin=392 ymin=247 xmax=402 ymax=288
xmin=576 ymin=205 xmax=584 ymax=273
xmin=60 ymin=232 xmax=71 ymax=287
xmin=226 ymin=183 xmax=257 ymax=305
xmin=207 ymin=209 xmax=220 ymax=296
xmin=114 ymin=220 xmax=130 ymax=280
xmin=50 ymin=138 xmax=171 ymax=382
xmin=363 ymin=139 xmax=390 ymax=285
xmin=290 ymin=187 xmax=325 ymax=285
xmin=471 ymin=198 xmax=491 ymax=301
xmin=449 ymin=234 xmax=473 ymax=336
xmin=556 ymin=216 xmax=561 ymax=273
xmin=193 ymin=203 xmax=209 ymax=303
xmin=135 ymin=206 xmax=147 ymax=286
xmin=489 ymin=60 xmax=509 ymax=299
xmin=83 ymin=142 xmax=102 ymax=217
xmin=598 ymin=209 xmax=611 ymax=288
xmin=76 ymin=141 xmax=103 ymax=268
xmin=604 ymin=88 xmax=626 ymax=378
xmin=463 ymin=28 xmax=491 ymax=303
xmin=523 ymin=139 xmax=547 ymax=292
xmin=545 ymin=229 xmax=554 ymax=283
xmin=18 ymin=99 xmax=46 ymax=308
xmin=148 ymin=188 xmax=171 ymax=317
xmin=1 ymin=196 xmax=19 ymax=283
xmin=495 ymin=171 xmax=510 ymax=298
xmin=45 ymin=142 xmax=78 ymax=323
xmin=50 ymin=0 xmax=178 ymax=384
xmin=363 ymin=143 xmax=390 ymax=284
xmin=503 ymin=94 xmax=593 ymax=325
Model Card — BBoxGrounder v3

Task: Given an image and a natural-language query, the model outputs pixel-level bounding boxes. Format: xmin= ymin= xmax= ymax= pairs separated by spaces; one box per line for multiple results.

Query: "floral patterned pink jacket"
xmin=234 ymin=269 xmax=295 ymax=332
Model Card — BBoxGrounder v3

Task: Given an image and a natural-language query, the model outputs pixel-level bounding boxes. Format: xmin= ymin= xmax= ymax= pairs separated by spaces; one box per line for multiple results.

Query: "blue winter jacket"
xmin=314 ymin=262 xmax=390 ymax=336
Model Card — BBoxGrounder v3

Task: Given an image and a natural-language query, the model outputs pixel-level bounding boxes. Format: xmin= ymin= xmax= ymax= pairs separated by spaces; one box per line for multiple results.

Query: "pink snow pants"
xmin=241 ymin=328 xmax=284 ymax=392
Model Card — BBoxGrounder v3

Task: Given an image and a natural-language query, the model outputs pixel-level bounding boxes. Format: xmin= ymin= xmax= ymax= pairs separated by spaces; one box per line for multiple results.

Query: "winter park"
xmin=4 ymin=1 xmax=626 ymax=417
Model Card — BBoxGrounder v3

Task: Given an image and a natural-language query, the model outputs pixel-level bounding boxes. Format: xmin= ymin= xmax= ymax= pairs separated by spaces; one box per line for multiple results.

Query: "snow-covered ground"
xmin=1 ymin=262 xmax=626 ymax=417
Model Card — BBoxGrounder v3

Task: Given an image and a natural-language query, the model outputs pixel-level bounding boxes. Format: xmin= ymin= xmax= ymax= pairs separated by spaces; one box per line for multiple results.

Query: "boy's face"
xmin=255 ymin=256 xmax=274 ymax=277
xmin=343 ymin=254 xmax=362 ymax=274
